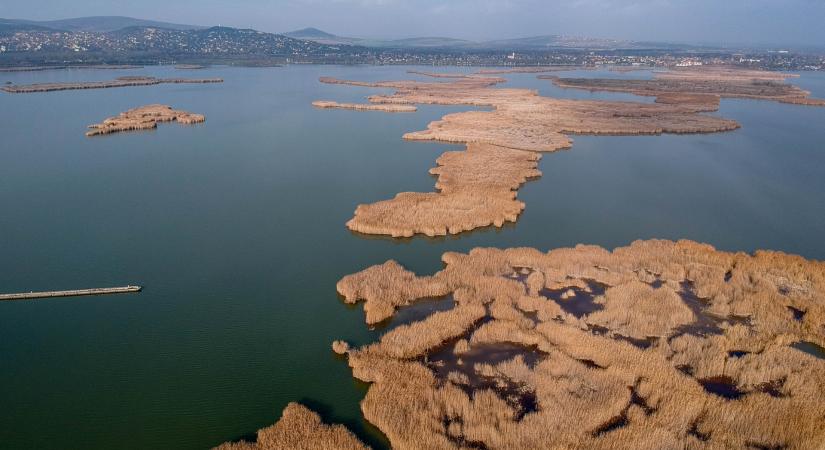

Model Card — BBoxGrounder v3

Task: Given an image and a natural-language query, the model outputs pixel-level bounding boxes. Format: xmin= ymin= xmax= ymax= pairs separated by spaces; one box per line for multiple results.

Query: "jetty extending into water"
xmin=0 ymin=285 xmax=142 ymax=301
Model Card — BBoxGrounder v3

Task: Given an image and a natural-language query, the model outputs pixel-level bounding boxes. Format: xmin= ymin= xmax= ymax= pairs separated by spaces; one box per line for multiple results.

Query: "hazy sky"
xmin=5 ymin=0 xmax=825 ymax=45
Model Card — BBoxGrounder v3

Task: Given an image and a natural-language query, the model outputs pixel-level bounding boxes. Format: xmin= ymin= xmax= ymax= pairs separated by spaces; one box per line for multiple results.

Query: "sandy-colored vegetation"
xmin=337 ymin=259 xmax=451 ymax=324
xmin=214 ymin=402 xmax=368 ymax=450
xmin=312 ymin=101 xmax=417 ymax=112
xmin=315 ymin=72 xmax=741 ymax=237
xmin=547 ymin=66 xmax=825 ymax=107
xmin=658 ymin=67 xmax=795 ymax=82
xmin=586 ymin=280 xmax=695 ymax=339
xmin=332 ymin=239 xmax=825 ymax=449
xmin=318 ymin=74 xmax=737 ymax=152
xmin=346 ymin=143 xmax=542 ymax=237
xmin=85 ymin=104 xmax=205 ymax=137
xmin=1 ymin=76 xmax=223 ymax=93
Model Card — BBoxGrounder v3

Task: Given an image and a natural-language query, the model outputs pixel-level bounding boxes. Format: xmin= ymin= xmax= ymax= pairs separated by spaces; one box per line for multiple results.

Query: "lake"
xmin=1 ymin=65 xmax=824 ymax=449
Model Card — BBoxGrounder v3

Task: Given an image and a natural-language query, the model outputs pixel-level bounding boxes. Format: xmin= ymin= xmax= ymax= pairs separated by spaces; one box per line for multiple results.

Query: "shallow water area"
xmin=426 ymin=340 xmax=544 ymax=421
xmin=377 ymin=295 xmax=454 ymax=332
xmin=791 ymin=341 xmax=825 ymax=360
xmin=698 ymin=376 xmax=745 ymax=399
xmin=538 ymin=279 xmax=607 ymax=318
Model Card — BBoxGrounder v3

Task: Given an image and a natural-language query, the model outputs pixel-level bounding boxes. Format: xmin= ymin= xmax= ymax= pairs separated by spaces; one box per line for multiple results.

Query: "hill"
xmin=367 ymin=36 xmax=473 ymax=48
xmin=0 ymin=19 xmax=58 ymax=33
xmin=284 ymin=27 xmax=359 ymax=45
xmin=282 ymin=27 xmax=665 ymax=51
xmin=0 ymin=16 xmax=204 ymax=33
xmin=285 ymin=28 xmax=472 ymax=49
xmin=0 ymin=24 xmax=363 ymax=65
xmin=284 ymin=27 xmax=338 ymax=40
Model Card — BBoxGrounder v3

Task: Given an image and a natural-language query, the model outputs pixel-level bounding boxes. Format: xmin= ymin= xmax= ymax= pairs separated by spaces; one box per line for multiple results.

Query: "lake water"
xmin=1 ymin=65 xmax=824 ymax=449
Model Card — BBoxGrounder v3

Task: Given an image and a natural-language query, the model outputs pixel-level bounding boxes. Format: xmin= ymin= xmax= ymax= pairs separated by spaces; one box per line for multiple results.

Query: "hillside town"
xmin=2 ymin=23 xmax=824 ymax=70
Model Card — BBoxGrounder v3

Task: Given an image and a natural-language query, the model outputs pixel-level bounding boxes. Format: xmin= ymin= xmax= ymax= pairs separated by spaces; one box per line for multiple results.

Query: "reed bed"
xmin=214 ymin=403 xmax=368 ymax=450
xmin=85 ymin=104 xmax=205 ymax=137
xmin=328 ymin=240 xmax=825 ymax=449
xmin=548 ymin=66 xmax=825 ymax=107
xmin=314 ymin=70 xmax=746 ymax=237
xmin=2 ymin=76 xmax=222 ymax=93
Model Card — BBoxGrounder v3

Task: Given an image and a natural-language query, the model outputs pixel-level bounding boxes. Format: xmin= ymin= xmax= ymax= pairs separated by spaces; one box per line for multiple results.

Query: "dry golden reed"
xmin=85 ymin=104 xmax=205 ymax=137
xmin=330 ymin=240 xmax=825 ymax=450
xmin=214 ymin=403 xmax=368 ymax=450
xmin=548 ymin=66 xmax=825 ymax=107
xmin=313 ymin=68 xmax=772 ymax=238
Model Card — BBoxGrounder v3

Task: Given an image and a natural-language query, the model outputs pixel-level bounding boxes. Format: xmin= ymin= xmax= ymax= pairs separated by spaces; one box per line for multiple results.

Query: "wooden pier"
xmin=0 ymin=285 xmax=142 ymax=301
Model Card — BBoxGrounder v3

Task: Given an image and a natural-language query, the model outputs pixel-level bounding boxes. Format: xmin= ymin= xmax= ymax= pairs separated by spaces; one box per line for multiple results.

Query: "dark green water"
xmin=1 ymin=65 xmax=824 ymax=449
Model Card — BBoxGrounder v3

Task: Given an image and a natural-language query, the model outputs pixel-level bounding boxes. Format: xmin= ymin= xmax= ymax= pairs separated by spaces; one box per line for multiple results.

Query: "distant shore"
xmin=0 ymin=64 xmax=143 ymax=72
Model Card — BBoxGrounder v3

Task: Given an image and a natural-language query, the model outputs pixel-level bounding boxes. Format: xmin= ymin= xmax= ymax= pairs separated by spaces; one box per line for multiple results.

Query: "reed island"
xmin=1 ymin=76 xmax=223 ymax=93
xmin=86 ymin=104 xmax=205 ymax=136
xmin=546 ymin=67 xmax=825 ymax=107
xmin=312 ymin=101 xmax=417 ymax=112
xmin=312 ymin=67 xmax=824 ymax=238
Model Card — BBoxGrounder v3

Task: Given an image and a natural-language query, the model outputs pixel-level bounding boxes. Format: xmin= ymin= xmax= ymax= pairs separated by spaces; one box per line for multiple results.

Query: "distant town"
xmin=1 ymin=17 xmax=823 ymax=70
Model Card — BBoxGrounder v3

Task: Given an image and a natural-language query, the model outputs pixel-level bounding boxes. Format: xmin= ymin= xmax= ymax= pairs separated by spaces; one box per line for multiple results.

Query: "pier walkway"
xmin=0 ymin=286 xmax=142 ymax=301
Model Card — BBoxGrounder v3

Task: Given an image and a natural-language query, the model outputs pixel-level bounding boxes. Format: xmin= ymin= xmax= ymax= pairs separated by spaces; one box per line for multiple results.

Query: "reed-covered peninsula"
xmin=315 ymin=71 xmax=742 ymax=237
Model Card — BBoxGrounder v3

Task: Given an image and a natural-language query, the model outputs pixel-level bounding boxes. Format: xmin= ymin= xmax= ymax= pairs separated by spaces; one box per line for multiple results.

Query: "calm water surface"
xmin=1 ymin=65 xmax=824 ymax=449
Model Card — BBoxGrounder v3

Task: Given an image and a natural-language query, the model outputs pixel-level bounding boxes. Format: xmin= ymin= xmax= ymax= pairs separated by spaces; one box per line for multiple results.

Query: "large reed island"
xmin=316 ymin=72 xmax=738 ymax=237
xmin=313 ymin=67 xmax=823 ymax=238
xmin=333 ymin=239 xmax=825 ymax=449
xmin=219 ymin=240 xmax=825 ymax=449
xmin=314 ymin=71 xmax=742 ymax=238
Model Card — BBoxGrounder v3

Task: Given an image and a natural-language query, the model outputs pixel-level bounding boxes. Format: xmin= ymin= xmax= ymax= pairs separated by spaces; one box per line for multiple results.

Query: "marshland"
xmin=333 ymin=240 xmax=825 ymax=449
xmin=2 ymin=64 xmax=825 ymax=449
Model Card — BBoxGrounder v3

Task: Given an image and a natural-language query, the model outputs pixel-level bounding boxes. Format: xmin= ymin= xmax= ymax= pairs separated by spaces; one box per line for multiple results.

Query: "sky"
xmin=4 ymin=0 xmax=825 ymax=46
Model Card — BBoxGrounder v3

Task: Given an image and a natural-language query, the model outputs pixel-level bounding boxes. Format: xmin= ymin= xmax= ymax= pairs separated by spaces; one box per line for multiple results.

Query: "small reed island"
xmin=475 ymin=66 xmax=589 ymax=74
xmin=220 ymin=240 xmax=825 ymax=449
xmin=1 ymin=76 xmax=223 ymax=93
xmin=85 ymin=104 xmax=205 ymax=137
xmin=312 ymin=67 xmax=824 ymax=238
xmin=174 ymin=64 xmax=207 ymax=70
xmin=312 ymin=100 xmax=417 ymax=112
